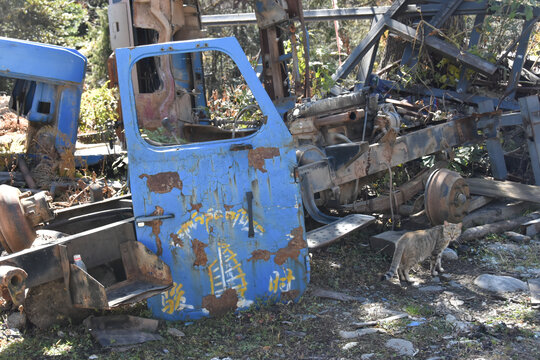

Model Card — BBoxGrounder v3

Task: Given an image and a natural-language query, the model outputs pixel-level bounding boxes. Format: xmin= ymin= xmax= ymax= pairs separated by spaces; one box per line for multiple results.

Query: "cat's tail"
xmin=380 ymin=239 xmax=406 ymax=281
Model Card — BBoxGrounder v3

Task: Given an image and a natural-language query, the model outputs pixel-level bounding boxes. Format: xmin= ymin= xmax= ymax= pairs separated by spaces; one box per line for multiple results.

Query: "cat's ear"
xmin=444 ymin=220 xmax=449 ymax=226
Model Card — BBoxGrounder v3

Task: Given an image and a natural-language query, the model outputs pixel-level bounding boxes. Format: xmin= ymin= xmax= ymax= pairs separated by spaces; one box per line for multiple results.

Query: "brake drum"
xmin=424 ymin=168 xmax=470 ymax=225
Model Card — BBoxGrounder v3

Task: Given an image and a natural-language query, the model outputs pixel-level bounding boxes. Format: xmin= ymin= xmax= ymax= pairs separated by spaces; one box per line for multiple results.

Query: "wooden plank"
xmin=386 ymin=19 xmax=497 ymax=75
xmin=466 ymin=178 xmax=540 ymax=203
xmin=468 ymin=195 xmax=493 ymax=213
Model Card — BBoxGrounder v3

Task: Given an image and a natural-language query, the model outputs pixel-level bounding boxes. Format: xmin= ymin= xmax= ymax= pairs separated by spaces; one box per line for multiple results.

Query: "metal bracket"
xmin=300 ymin=176 xmax=339 ymax=224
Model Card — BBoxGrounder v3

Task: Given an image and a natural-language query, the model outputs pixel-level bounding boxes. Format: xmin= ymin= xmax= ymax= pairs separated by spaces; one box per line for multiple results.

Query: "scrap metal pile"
xmin=0 ymin=0 xmax=539 ymax=329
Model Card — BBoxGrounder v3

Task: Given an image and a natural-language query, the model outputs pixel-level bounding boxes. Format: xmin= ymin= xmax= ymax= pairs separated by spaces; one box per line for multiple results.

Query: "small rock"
xmin=426 ymin=357 xmax=443 ymax=360
xmin=431 ymin=277 xmax=441 ymax=283
xmin=6 ymin=312 xmax=26 ymax=330
xmin=57 ymin=331 xmax=65 ymax=338
xmin=167 ymin=327 xmax=185 ymax=338
xmin=449 ymin=298 xmax=464 ymax=307
xmin=445 ymin=314 xmax=457 ymax=323
xmin=440 ymin=273 xmax=452 ymax=281
xmin=339 ymin=328 xmax=379 ymax=339
xmin=474 ymin=274 xmax=528 ymax=293
xmin=284 ymin=330 xmax=306 ymax=338
xmin=445 ymin=314 xmax=472 ymax=333
xmin=448 ymin=280 xmax=463 ymax=288
xmin=419 ymin=285 xmax=443 ymax=292
xmin=385 ymin=338 xmax=416 ymax=356
xmin=342 ymin=342 xmax=359 ymax=350
xmin=361 ymin=354 xmax=375 ymax=360
xmin=516 ymin=336 xmax=524 ymax=342
xmin=89 ymin=356 xmax=98 ymax=360
xmin=442 ymin=248 xmax=458 ymax=261
xmin=298 ymin=314 xmax=317 ymax=321
xmin=163 ymin=349 xmax=169 ymax=354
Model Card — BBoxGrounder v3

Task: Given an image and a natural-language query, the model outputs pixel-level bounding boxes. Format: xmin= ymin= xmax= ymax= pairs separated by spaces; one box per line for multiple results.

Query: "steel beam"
xmin=506 ymin=19 xmax=536 ymax=99
xmin=401 ymin=0 xmax=464 ymax=70
xmin=200 ymin=2 xmax=539 ymax=26
xmin=386 ymin=19 xmax=497 ymax=75
xmin=376 ymin=79 xmax=519 ymax=110
xmin=357 ymin=15 xmax=382 ymax=85
xmin=519 ymin=96 xmax=540 ymax=185
xmin=478 ymin=100 xmax=507 ymax=180
xmin=332 ymin=0 xmax=409 ymax=81
xmin=457 ymin=13 xmax=486 ymax=93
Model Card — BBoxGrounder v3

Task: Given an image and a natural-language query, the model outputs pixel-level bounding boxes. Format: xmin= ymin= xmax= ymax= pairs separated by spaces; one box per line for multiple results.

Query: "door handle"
xmin=246 ymin=191 xmax=254 ymax=238
xmin=135 ymin=214 xmax=174 ymax=227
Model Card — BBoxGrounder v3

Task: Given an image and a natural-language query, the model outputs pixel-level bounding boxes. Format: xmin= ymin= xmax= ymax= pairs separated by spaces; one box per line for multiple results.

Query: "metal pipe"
xmin=314 ymin=109 xmax=363 ymax=127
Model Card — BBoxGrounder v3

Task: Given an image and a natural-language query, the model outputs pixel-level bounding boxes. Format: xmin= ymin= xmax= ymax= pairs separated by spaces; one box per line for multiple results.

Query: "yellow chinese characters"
xmin=208 ymin=242 xmax=248 ymax=298
xmin=161 ymin=282 xmax=187 ymax=314
xmin=268 ymin=268 xmax=295 ymax=294
xmin=176 ymin=208 xmax=265 ymax=240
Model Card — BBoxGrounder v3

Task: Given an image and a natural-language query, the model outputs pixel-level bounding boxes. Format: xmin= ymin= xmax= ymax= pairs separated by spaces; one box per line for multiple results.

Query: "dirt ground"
xmin=0 ymin=95 xmax=27 ymax=136
xmin=0 ymin=222 xmax=538 ymax=360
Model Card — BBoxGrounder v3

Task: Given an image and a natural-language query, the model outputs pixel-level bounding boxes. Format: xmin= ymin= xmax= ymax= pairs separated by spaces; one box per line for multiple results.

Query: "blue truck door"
xmin=116 ymin=38 xmax=308 ymax=321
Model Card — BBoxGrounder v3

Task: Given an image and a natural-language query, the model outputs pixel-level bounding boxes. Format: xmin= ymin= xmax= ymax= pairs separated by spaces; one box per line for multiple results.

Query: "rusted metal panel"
xmin=117 ymin=38 xmax=308 ymax=321
xmin=139 ymin=172 xmax=183 ymax=194
xmin=248 ymin=147 xmax=280 ymax=173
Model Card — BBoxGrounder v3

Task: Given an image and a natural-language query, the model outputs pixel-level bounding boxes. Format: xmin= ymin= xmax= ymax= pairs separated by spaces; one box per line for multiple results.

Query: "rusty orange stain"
xmin=247 ymin=249 xmax=272 ymax=262
xmin=274 ymin=226 xmax=307 ymax=265
xmin=247 ymin=147 xmax=280 ymax=173
xmin=139 ymin=172 xmax=182 ymax=194
xmin=146 ymin=206 xmax=164 ymax=256
xmin=201 ymin=288 xmax=238 ymax=316
xmin=248 ymin=227 xmax=306 ymax=265
xmin=191 ymin=239 xmax=208 ymax=266
xmin=224 ymin=204 xmax=234 ymax=211
xmin=188 ymin=203 xmax=202 ymax=212
xmin=170 ymin=233 xmax=183 ymax=247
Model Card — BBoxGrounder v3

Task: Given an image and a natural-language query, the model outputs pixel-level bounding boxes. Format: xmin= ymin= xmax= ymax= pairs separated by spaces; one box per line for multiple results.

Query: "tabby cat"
xmin=381 ymin=221 xmax=462 ymax=284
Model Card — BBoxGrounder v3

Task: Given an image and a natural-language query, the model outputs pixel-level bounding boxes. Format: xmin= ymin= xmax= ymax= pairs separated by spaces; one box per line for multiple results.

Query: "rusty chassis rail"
xmin=298 ymin=115 xmax=480 ymax=198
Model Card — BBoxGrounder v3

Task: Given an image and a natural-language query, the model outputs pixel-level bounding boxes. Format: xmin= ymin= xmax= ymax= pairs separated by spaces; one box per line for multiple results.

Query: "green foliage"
xmin=0 ymin=0 xmax=87 ymax=47
xmin=79 ymin=82 xmax=118 ymax=133
xmin=450 ymin=144 xmax=490 ymax=176
xmin=208 ymin=84 xmax=262 ymax=126
xmin=82 ymin=7 xmax=112 ymax=87
xmin=481 ymin=0 xmax=538 ymax=57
